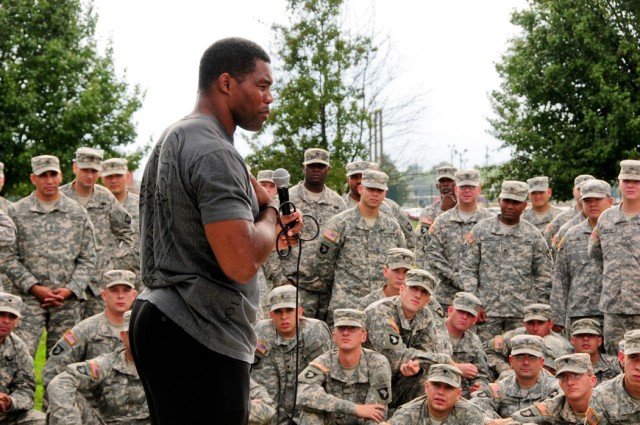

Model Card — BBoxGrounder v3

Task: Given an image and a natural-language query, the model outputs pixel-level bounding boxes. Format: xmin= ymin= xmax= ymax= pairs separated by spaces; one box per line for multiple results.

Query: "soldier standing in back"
xmin=521 ymin=176 xmax=563 ymax=233
xmin=100 ymin=158 xmax=140 ymax=233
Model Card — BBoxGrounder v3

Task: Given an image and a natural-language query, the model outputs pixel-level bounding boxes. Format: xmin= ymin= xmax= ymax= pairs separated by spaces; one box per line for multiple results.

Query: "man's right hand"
xmin=399 ymin=360 xmax=421 ymax=377
xmin=29 ymin=284 xmax=64 ymax=308
xmin=355 ymin=404 xmax=386 ymax=423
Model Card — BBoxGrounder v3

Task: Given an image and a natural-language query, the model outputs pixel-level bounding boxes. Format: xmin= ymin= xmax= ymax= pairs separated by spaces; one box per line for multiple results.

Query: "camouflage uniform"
xmin=47 ymin=347 xmax=150 ymax=425
xmin=510 ymin=394 xmax=586 ymax=424
xmin=0 ymin=197 xmax=10 ymax=215
xmin=521 ymin=205 xmax=564 ymax=234
xmin=4 ymin=191 xmax=96 ymax=356
xmin=543 ymin=205 xmax=581 ymax=253
xmin=382 ymin=198 xmax=416 ymax=252
xmin=415 ymin=201 xmax=443 ymax=269
xmin=593 ymin=352 xmax=622 ymax=386
xmin=426 ymin=205 xmax=495 ymax=306
xmin=450 ymin=329 xmax=491 ymax=398
xmin=586 ymin=373 xmax=640 ymax=425
xmin=297 ymin=348 xmax=392 ymax=424
xmin=249 ymin=378 xmax=276 ymax=425
xmin=381 ymin=395 xmax=484 ymax=425
xmin=0 ymin=210 xmax=16 ymax=293
xmin=251 ymin=317 xmax=332 ymax=425
xmin=42 ymin=311 xmax=123 ymax=387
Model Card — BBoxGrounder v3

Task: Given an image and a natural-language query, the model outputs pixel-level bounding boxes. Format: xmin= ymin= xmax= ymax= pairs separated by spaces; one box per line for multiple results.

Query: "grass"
xmin=34 ymin=332 xmax=46 ymax=411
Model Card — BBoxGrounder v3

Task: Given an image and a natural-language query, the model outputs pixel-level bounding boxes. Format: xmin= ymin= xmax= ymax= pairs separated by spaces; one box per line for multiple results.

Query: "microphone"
xmin=272 ymin=168 xmax=293 ymax=215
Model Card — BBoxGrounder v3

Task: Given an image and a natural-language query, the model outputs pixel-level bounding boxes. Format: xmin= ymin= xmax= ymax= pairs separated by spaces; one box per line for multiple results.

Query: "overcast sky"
xmin=92 ymin=0 xmax=528 ymax=173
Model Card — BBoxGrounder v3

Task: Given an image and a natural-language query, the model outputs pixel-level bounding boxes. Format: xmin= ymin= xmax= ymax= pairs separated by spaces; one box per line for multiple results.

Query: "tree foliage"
xmin=0 ymin=0 xmax=145 ymax=197
xmin=488 ymin=0 xmax=640 ymax=200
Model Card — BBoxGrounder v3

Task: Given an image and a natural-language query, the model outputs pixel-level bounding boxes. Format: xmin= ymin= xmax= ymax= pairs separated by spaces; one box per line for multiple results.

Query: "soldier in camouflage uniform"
xmin=343 ymin=161 xmax=416 ymax=252
xmin=317 ymin=170 xmax=406 ymax=320
xmin=100 ymin=158 xmax=139 ymax=233
xmin=60 ymin=147 xmax=137 ymax=319
xmin=254 ymin=170 xmax=278 ymax=321
xmin=43 ymin=270 xmax=137 ymax=388
xmin=297 ymin=309 xmax=392 ymax=424
xmin=0 ymin=162 xmax=11 ymax=214
xmin=381 ymin=364 xmax=485 ymax=425
xmin=364 ymin=270 xmax=453 ymax=409
xmin=589 ymin=160 xmax=640 ymax=355
xmin=0 ymin=294 xmax=46 ymax=425
xmin=521 ymin=176 xmax=564 ymax=233
xmin=484 ymin=304 xmax=573 ymax=380
xmin=585 ymin=329 xmax=640 ymax=424
xmin=251 ymin=286 xmax=332 ymax=425
xmin=249 ymin=378 xmax=277 ymax=425
xmin=550 ymin=180 xmax=613 ymax=331
xmin=359 ymin=247 xmax=414 ymax=310
xmin=445 ymin=292 xmax=491 ymax=397
xmin=459 ymin=180 xmax=552 ymax=342
xmin=471 ymin=335 xmax=561 ymax=421
xmin=0 ymin=209 xmax=15 ymax=293
xmin=570 ymin=319 xmax=621 ymax=386
xmin=426 ymin=169 xmax=495 ymax=309
xmin=263 ymin=149 xmax=347 ymax=320
xmin=47 ymin=310 xmax=150 ymax=425
xmin=415 ymin=165 xmax=457 ymax=269
xmin=3 ymin=155 xmax=96 ymax=357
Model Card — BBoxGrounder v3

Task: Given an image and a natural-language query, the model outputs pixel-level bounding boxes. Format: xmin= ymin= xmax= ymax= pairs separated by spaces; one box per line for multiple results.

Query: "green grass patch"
xmin=34 ymin=331 xmax=46 ymax=411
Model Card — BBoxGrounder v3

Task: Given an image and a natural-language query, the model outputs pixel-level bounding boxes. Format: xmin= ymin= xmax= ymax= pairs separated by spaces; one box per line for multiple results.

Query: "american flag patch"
xmin=256 ymin=339 xmax=268 ymax=355
xmin=494 ymin=335 xmax=503 ymax=349
xmin=323 ymin=228 xmax=339 ymax=242
xmin=585 ymin=407 xmax=600 ymax=424
xmin=465 ymin=232 xmax=476 ymax=244
xmin=421 ymin=216 xmax=433 ymax=225
xmin=535 ymin=403 xmax=551 ymax=416
xmin=591 ymin=229 xmax=600 ymax=243
xmin=489 ymin=383 xmax=502 ymax=398
xmin=310 ymin=361 xmax=330 ymax=373
xmin=89 ymin=361 xmax=100 ymax=379
xmin=389 ymin=319 xmax=400 ymax=334
xmin=64 ymin=330 xmax=78 ymax=346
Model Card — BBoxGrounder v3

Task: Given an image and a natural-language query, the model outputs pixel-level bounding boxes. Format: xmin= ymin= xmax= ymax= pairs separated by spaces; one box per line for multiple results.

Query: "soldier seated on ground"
xmin=47 ymin=311 xmax=150 ymax=425
xmin=249 ymin=378 xmax=277 ymax=425
xmin=0 ymin=293 xmax=46 ymax=425
xmin=251 ymin=286 xmax=332 ymax=425
xmin=359 ymin=247 xmax=415 ymax=310
xmin=570 ymin=318 xmax=621 ymax=386
xmin=381 ymin=364 xmax=485 ymax=425
xmin=471 ymin=335 xmax=560 ymax=422
xmin=297 ymin=309 xmax=392 ymax=425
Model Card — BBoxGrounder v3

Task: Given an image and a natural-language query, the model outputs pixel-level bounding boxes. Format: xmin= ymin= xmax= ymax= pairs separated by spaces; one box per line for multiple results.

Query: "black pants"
xmin=130 ymin=299 xmax=250 ymax=424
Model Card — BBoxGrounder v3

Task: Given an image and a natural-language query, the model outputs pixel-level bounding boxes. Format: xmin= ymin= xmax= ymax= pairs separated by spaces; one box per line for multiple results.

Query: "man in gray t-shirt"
xmin=129 ymin=38 xmax=301 ymax=425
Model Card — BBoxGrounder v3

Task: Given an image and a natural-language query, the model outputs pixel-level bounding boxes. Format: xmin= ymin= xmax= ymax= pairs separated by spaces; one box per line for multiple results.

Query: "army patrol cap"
xmin=74 ymin=147 xmax=103 ymax=170
xmin=386 ymin=247 xmax=415 ymax=270
xmin=555 ymin=353 xmax=593 ymax=376
xmin=580 ymin=179 xmax=611 ymax=199
xmin=455 ymin=169 xmax=480 ymax=187
xmin=31 ymin=155 xmax=61 ymax=175
xmin=333 ymin=309 xmax=366 ymax=328
xmin=0 ymin=161 xmax=4 ymax=177
xmin=523 ymin=304 xmax=553 ymax=322
xmin=527 ymin=176 xmax=549 ymax=192
xmin=256 ymin=170 xmax=274 ymax=183
xmin=499 ymin=180 xmax=529 ymax=202
xmin=123 ymin=310 xmax=131 ymax=332
xmin=0 ymin=293 xmax=22 ymax=318
xmin=103 ymin=270 xmax=136 ymax=289
xmin=436 ymin=165 xmax=457 ymax=181
xmin=404 ymin=269 xmax=437 ymax=294
xmin=571 ymin=318 xmax=602 ymax=336
xmin=623 ymin=329 xmax=640 ymax=355
xmin=101 ymin=158 xmax=128 ymax=177
xmin=428 ymin=364 xmax=462 ymax=388
xmin=303 ymin=148 xmax=330 ymax=166
xmin=452 ymin=292 xmax=482 ymax=317
xmin=269 ymin=285 xmax=297 ymax=312
xmin=346 ymin=161 xmax=379 ymax=177
xmin=511 ymin=334 xmax=543 ymax=357
xmin=361 ymin=170 xmax=388 ymax=191
xmin=618 ymin=159 xmax=640 ymax=181
xmin=574 ymin=174 xmax=595 ymax=189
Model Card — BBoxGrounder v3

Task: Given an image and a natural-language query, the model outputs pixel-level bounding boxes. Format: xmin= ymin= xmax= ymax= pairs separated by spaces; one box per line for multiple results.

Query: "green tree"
xmin=488 ymin=0 xmax=640 ymax=200
xmin=0 ymin=0 xmax=145 ymax=197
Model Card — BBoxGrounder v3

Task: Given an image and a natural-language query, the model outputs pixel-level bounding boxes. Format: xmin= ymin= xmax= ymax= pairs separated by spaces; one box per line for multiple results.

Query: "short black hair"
xmin=198 ymin=37 xmax=271 ymax=91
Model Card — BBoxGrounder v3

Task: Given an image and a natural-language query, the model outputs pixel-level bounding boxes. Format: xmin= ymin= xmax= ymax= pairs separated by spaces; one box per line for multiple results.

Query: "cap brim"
xmin=257 ymin=178 xmax=275 ymax=184
xmin=572 ymin=328 xmax=600 ymax=336
xmin=499 ymin=193 xmax=527 ymax=202
xmin=334 ymin=319 xmax=364 ymax=328
xmin=456 ymin=180 xmax=479 ymax=187
xmin=76 ymin=162 xmax=101 ymax=171
xmin=524 ymin=315 xmax=550 ymax=322
xmin=387 ymin=261 xmax=413 ymax=270
xmin=405 ymin=282 xmax=434 ymax=294
xmin=101 ymin=169 xmax=126 ymax=177
xmin=303 ymin=160 xmax=330 ymax=166
xmin=453 ymin=303 xmax=477 ymax=316
xmin=618 ymin=173 xmax=640 ymax=181
xmin=625 ymin=346 xmax=640 ymax=356
xmin=0 ymin=307 xmax=21 ymax=318
xmin=428 ymin=376 xmax=460 ymax=388
xmin=556 ymin=366 xmax=589 ymax=376
xmin=511 ymin=348 xmax=542 ymax=357
xmin=438 ymin=174 xmax=456 ymax=181
xmin=580 ymin=192 xmax=606 ymax=199
xmin=270 ymin=301 xmax=296 ymax=312
xmin=105 ymin=281 xmax=135 ymax=289
xmin=33 ymin=166 xmax=61 ymax=175
xmin=362 ymin=183 xmax=388 ymax=191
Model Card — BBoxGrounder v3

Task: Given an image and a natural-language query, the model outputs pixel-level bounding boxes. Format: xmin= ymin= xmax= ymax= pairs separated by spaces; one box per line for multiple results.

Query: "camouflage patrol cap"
xmin=404 ymin=269 xmax=437 ymax=294
xmin=542 ymin=337 xmax=567 ymax=369
xmin=101 ymin=158 xmax=128 ymax=177
xmin=123 ymin=310 xmax=131 ymax=332
xmin=455 ymin=169 xmax=480 ymax=187
xmin=428 ymin=364 xmax=462 ymax=388
xmin=333 ymin=309 xmax=366 ymax=328
xmin=527 ymin=176 xmax=549 ymax=192
xmin=103 ymin=270 xmax=136 ymax=289
xmin=452 ymin=292 xmax=482 ymax=317
xmin=303 ymin=148 xmax=330 ymax=166
xmin=619 ymin=340 xmax=625 ymax=353
xmin=74 ymin=147 xmax=103 ymax=170
xmin=623 ymin=329 xmax=640 ymax=355
xmin=346 ymin=161 xmax=379 ymax=177
xmin=523 ymin=304 xmax=553 ymax=322
xmin=574 ymin=174 xmax=595 ymax=189
xmin=499 ymin=180 xmax=528 ymax=202
xmin=0 ymin=161 xmax=4 ymax=177
xmin=31 ymin=155 xmax=61 ymax=175
xmin=436 ymin=165 xmax=457 ymax=181
xmin=386 ymin=247 xmax=415 ymax=270
xmin=555 ymin=353 xmax=592 ymax=376
xmin=511 ymin=334 xmax=543 ymax=357
xmin=361 ymin=170 xmax=388 ymax=191
xmin=256 ymin=170 xmax=274 ymax=184
xmin=571 ymin=318 xmax=602 ymax=336
xmin=0 ymin=293 xmax=22 ymax=318
xmin=580 ymin=180 xmax=611 ymax=199
xmin=269 ymin=285 xmax=297 ymax=312
xmin=618 ymin=160 xmax=640 ymax=181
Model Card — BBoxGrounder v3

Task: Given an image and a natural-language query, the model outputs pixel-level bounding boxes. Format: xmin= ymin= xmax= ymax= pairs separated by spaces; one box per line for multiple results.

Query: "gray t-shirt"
xmin=138 ymin=114 xmax=259 ymax=363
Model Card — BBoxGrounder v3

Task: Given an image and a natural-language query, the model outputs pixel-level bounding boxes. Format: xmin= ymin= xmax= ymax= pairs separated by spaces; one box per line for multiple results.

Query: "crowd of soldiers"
xmin=0 ymin=146 xmax=639 ymax=424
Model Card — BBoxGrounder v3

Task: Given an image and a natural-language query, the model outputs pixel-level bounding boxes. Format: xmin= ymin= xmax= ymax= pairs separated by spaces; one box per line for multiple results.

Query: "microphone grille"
xmin=272 ymin=168 xmax=291 ymax=188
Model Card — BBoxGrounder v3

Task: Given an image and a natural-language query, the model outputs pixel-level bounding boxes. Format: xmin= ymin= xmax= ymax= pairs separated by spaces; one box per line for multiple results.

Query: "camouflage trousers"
xmin=299 ymin=287 xmax=331 ymax=323
xmin=391 ymin=372 xmax=428 ymax=409
xmin=298 ymin=410 xmax=368 ymax=425
xmin=475 ymin=317 xmax=522 ymax=343
xmin=82 ymin=294 xmax=105 ymax=320
xmin=1 ymin=409 xmax=46 ymax=425
xmin=604 ymin=313 xmax=640 ymax=355
xmin=15 ymin=296 xmax=83 ymax=358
